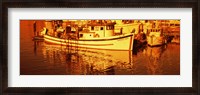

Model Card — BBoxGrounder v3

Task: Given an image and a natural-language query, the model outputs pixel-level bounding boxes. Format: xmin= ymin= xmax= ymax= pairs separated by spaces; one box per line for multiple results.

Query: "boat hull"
xmin=147 ymin=36 xmax=165 ymax=46
xmin=44 ymin=33 xmax=134 ymax=50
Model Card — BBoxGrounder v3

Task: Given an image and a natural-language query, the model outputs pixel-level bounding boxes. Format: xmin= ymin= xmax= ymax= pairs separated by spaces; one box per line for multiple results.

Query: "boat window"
xmin=170 ymin=24 xmax=174 ymax=26
xmin=106 ymin=25 xmax=114 ymax=30
xmin=91 ymin=26 xmax=94 ymax=30
xmin=66 ymin=26 xmax=71 ymax=33
xmin=100 ymin=27 xmax=104 ymax=30
xmin=79 ymin=34 xmax=83 ymax=38
xmin=111 ymin=26 xmax=114 ymax=29
xmin=106 ymin=26 xmax=109 ymax=30
xmin=78 ymin=27 xmax=82 ymax=31
xmin=175 ymin=24 xmax=180 ymax=26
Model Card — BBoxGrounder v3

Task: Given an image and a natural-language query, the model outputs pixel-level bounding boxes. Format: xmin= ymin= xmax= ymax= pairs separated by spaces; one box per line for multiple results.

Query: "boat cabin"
xmin=147 ymin=28 xmax=163 ymax=37
xmin=79 ymin=32 xmax=95 ymax=38
xmin=44 ymin=20 xmax=116 ymax=39
xmin=81 ymin=22 xmax=115 ymax=38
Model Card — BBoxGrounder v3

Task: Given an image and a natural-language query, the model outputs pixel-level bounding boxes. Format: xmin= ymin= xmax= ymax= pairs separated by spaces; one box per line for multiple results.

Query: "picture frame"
xmin=1 ymin=0 xmax=199 ymax=95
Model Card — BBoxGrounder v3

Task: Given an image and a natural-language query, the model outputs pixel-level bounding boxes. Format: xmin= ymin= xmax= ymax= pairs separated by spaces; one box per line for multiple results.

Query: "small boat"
xmin=171 ymin=36 xmax=180 ymax=44
xmin=146 ymin=28 xmax=166 ymax=46
xmin=42 ymin=20 xmax=134 ymax=50
xmin=114 ymin=20 xmax=141 ymax=34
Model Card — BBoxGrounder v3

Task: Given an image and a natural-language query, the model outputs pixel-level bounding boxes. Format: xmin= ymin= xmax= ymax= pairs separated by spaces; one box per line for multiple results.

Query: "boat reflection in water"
xmin=136 ymin=44 xmax=180 ymax=75
xmin=42 ymin=43 xmax=133 ymax=75
xmin=143 ymin=45 xmax=166 ymax=75
xmin=25 ymin=41 xmax=180 ymax=75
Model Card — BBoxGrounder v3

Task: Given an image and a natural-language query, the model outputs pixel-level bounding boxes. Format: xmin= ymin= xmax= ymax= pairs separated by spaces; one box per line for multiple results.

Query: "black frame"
xmin=1 ymin=0 xmax=199 ymax=95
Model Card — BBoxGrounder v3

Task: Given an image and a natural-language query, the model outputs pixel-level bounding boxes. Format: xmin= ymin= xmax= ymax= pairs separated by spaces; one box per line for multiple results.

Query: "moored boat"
xmin=171 ymin=36 xmax=180 ymax=44
xmin=42 ymin=20 xmax=134 ymax=50
xmin=44 ymin=33 xmax=134 ymax=50
xmin=146 ymin=28 xmax=166 ymax=46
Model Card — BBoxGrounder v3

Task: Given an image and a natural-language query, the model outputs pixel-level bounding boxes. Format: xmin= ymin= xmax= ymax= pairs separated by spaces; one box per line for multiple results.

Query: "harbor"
xmin=20 ymin=20 xmax=180 ymax=75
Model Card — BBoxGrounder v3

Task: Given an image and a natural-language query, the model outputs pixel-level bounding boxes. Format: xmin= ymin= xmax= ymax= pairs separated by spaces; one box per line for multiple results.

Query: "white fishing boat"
xmin=114 ymin=20 xmax=141 ymax=34
xmin=42 ymin=20 xmax=134 ymax=50
xmin=146 ymin=28 xmax=166 ymax=46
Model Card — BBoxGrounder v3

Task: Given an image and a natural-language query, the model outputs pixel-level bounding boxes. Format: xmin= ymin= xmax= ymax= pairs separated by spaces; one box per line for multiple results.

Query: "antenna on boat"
xmin=33 ymin=21 xmax=36 ymax=36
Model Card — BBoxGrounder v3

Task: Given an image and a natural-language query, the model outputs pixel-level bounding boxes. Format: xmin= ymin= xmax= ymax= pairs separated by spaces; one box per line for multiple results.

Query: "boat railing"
xmin=65 ymin=33 xmax=79 ymax=56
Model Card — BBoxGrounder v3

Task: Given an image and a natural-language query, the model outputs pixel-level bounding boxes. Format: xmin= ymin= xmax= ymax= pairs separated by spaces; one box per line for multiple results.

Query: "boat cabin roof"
xmin=87 ymin=22 xmax=116 ymax=26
